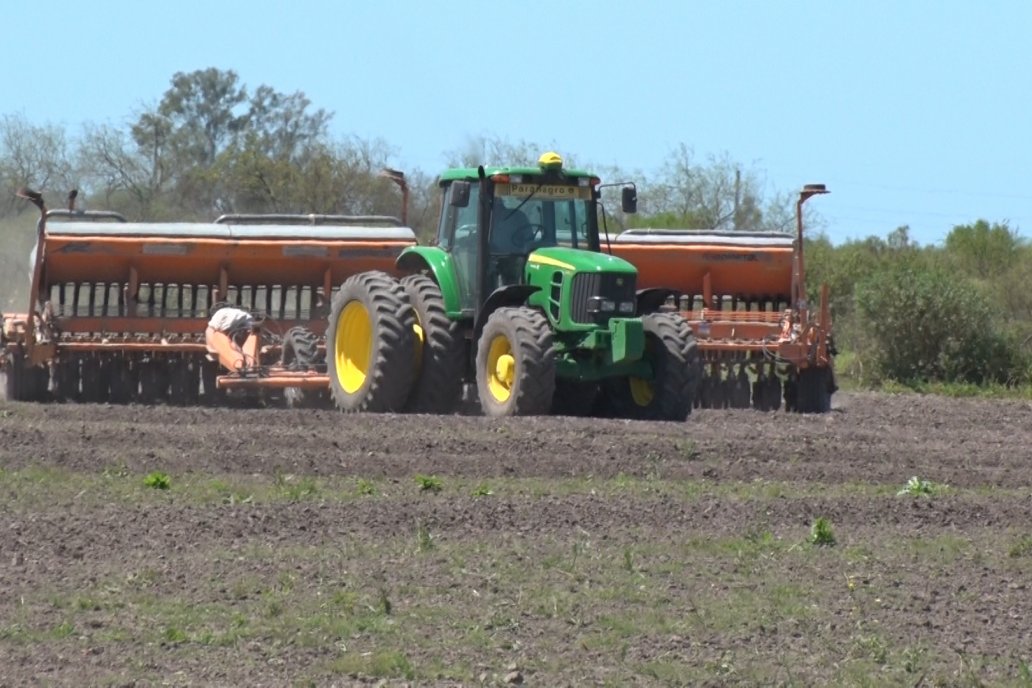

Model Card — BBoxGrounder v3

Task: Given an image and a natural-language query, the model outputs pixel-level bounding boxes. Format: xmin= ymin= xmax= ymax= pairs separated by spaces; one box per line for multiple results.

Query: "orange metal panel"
xmin=55 ymin=342 xmax=206 ymax=353
xmin=611 ymin=243 xmax=793 ymax=298
xmin=689 ymin=322 xmax=782 ymax=340
xmin=52 ymin=317 xmax=327 ymax=336
xmin=687 ymin=309 xmax=785 ymax=323
xmin=42 ymin=236 xmax=414 ymax=285
xmin=54 ymin=317 xmax=209 ymax=335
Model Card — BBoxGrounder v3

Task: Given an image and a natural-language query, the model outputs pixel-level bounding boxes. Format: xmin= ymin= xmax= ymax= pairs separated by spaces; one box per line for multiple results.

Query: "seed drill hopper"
xmin=1 ymin=184 xmax=416 ymax=404
xmin=609 ymin=184 xmax=835 ymax=412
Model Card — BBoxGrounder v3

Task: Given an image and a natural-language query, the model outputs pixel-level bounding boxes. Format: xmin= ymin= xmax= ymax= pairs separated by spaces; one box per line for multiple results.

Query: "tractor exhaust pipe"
xmin=380 ymin=168 xmax=409 ymax=226
xmin=792 ymin=183 xmax=829 ymax=313
xmin=15 ymin=188 xmax=48 ymax=359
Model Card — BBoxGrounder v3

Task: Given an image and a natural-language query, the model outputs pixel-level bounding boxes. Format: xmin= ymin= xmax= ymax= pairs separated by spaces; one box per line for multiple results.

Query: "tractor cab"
xmin=435 ymin=152 xmax=610 ymax=316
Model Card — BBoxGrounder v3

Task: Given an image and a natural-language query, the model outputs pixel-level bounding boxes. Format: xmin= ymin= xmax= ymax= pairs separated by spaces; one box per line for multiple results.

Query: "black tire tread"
xmin=476 ymin=306 xmax=556 ymax=417
xmin=281 ymin=326 xmax=324 ymax=408
xmin=401 ymin=274 xmax=465 ymax=414
xmin=327 ymin=271 xmax=416 ymax=413
xmin=605 ymin=312 xmax=700 ymax=421
xmin=281 ymin=327 xmax=322 ymax=370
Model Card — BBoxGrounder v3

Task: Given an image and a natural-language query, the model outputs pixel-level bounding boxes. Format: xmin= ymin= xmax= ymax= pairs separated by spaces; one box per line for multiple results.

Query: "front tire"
xmin=475 ymin=307 xmax=555 ymax=417
xmin=327 ymin=271 xmax=416 ymax=413
xmin=603 ymin=312 xmax=699 ymax=421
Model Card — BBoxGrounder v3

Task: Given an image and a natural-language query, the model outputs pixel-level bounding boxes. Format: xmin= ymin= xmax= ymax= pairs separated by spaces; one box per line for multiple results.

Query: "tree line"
xmin=2 ymin=67 xmax=1028 ymax=390
xmin=807 ymin=221 xmax=1032 ymax=388
xmin=0 ymin=68 xmax=795 ymax=238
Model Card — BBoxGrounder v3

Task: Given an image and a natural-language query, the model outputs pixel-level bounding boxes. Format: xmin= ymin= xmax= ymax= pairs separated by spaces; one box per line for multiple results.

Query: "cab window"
xmin=437 ymin=183 xmax=479 ymax=250
xmin=553 ymin=200 xmax=590 ymax=249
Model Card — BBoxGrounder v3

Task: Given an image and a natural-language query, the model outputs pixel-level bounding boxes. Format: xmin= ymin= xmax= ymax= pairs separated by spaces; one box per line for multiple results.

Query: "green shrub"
xmin=855 ymin=265 xmax=1020 ymax=385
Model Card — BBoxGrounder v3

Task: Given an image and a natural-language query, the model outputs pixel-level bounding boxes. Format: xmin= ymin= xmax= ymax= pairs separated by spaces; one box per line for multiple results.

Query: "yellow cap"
xmin=538 ymin=151 xmax=563 ymax=169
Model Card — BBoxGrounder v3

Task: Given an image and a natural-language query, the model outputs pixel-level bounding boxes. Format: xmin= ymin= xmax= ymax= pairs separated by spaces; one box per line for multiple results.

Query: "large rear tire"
xmin=400 ymin=274 xmax=464 ymax=414
xmin=281 ymin=326 xmax=325 ymax=408
xmin=475 ymin=307 xmax=555 ymax=417
xmin=327 ymin=271 xmax=417 ymax=413
xmin=603 ymin=312 xmax=700 ymax=421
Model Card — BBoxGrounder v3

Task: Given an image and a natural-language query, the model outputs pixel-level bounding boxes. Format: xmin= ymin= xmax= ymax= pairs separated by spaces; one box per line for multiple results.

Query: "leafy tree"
xmin=207 ymin=136 xmax=396 ymax=216
xmin=886 ymin=224 xmax=916 ymax=251
xmin=944 ymin=219 xmax=1023 ymax=280
xmin=403 ymin=169 xmax=441 ymax=243
xmin=145 ymin=68 xmax=250 ymax=167
xmin=631 ymin=145 xmax=799 ymax=232
xmin=816 ymin=226 xmax=940 ymax=305
xmin=108 ymin=68 xmax=341 ymax=218
xmin=445 ymin=135 xmax=570 ymax=169
xmin=245 ymin=85 xmax=331 ymax=161
xmin=854 ymin=265 xmax=1019 ymax=384
xmin=0 ymin=114 xmax=76 ymax=215
xmin=78 ymin=123 xmax=178 ymax=219
xmin=994 ymin=246 xmax=1032 ymax=322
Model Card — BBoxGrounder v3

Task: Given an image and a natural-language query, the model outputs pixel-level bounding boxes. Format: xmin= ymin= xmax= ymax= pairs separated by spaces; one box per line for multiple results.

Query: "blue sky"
xmin=5 ymin=0 xmax=1030 ymax=245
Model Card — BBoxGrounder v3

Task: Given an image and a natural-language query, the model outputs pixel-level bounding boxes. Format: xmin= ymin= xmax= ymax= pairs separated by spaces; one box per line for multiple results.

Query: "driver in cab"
xmin=490 ymin=199 xmax=538 ymax=286
xmin=490 ymin=199 xmax=533 ymax=253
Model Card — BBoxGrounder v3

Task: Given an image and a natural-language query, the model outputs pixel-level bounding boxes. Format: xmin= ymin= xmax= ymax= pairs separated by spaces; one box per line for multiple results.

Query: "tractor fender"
xmin=636 ymin=287 xmax=679 ymax=315
xmin=473 ymin=285 xmax=541 ymax=350
xmin=396 ymin=247 xmax=464 ymax=318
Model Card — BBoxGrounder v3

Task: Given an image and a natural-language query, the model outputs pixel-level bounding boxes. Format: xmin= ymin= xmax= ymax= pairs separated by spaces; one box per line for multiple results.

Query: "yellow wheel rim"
xmin=412 ymin=319 xmax=425 ymax=373
xmin=630 ymin=335 xmax=657 ymax=407
xmin=486 ymin=334 xmax=515 ymax=402
xmin=629 ymin=377 xmax=654 ymax=407
xmin=335 ymin=300 xmax=372 ymax=394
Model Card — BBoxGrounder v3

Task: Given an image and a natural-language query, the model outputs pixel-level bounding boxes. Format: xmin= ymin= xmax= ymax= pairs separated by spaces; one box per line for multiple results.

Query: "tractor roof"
xmin=438 ymin=152 xmax=594 ymax=185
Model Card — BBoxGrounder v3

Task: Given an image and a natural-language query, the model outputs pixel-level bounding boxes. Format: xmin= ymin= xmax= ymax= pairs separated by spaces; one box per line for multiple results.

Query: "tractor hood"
xmin=526 ymin=246 xmax=637 ymax=275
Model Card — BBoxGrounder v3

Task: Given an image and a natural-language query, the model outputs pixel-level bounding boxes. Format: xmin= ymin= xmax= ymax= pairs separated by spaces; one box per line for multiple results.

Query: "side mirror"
xmin=450 ymin=181 xmax=471 ymax=208
xmin=621 ymin=186 xmax=638 ymax=214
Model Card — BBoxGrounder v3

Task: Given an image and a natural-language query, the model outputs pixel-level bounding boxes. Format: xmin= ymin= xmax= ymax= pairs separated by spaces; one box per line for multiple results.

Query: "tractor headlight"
xmin=586 ymin=296 xmax=617 ymax=314
xmin=618 ymin=300 xmax=635 ymax=314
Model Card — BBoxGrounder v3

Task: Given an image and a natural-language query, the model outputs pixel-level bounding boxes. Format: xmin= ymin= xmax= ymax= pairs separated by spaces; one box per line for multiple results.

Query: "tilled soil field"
xmin=1 ymin=391 xmax=1031 ymax=686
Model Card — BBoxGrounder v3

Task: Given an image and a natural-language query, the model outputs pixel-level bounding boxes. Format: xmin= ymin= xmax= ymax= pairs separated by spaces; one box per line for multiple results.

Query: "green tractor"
xmin=325 ymin=152 xmax=700 ymax=419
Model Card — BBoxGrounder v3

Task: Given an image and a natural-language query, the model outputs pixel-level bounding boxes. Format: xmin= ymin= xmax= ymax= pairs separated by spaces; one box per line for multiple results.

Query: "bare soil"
xmin=1 ymin=391 xmax=1031 ymax=686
